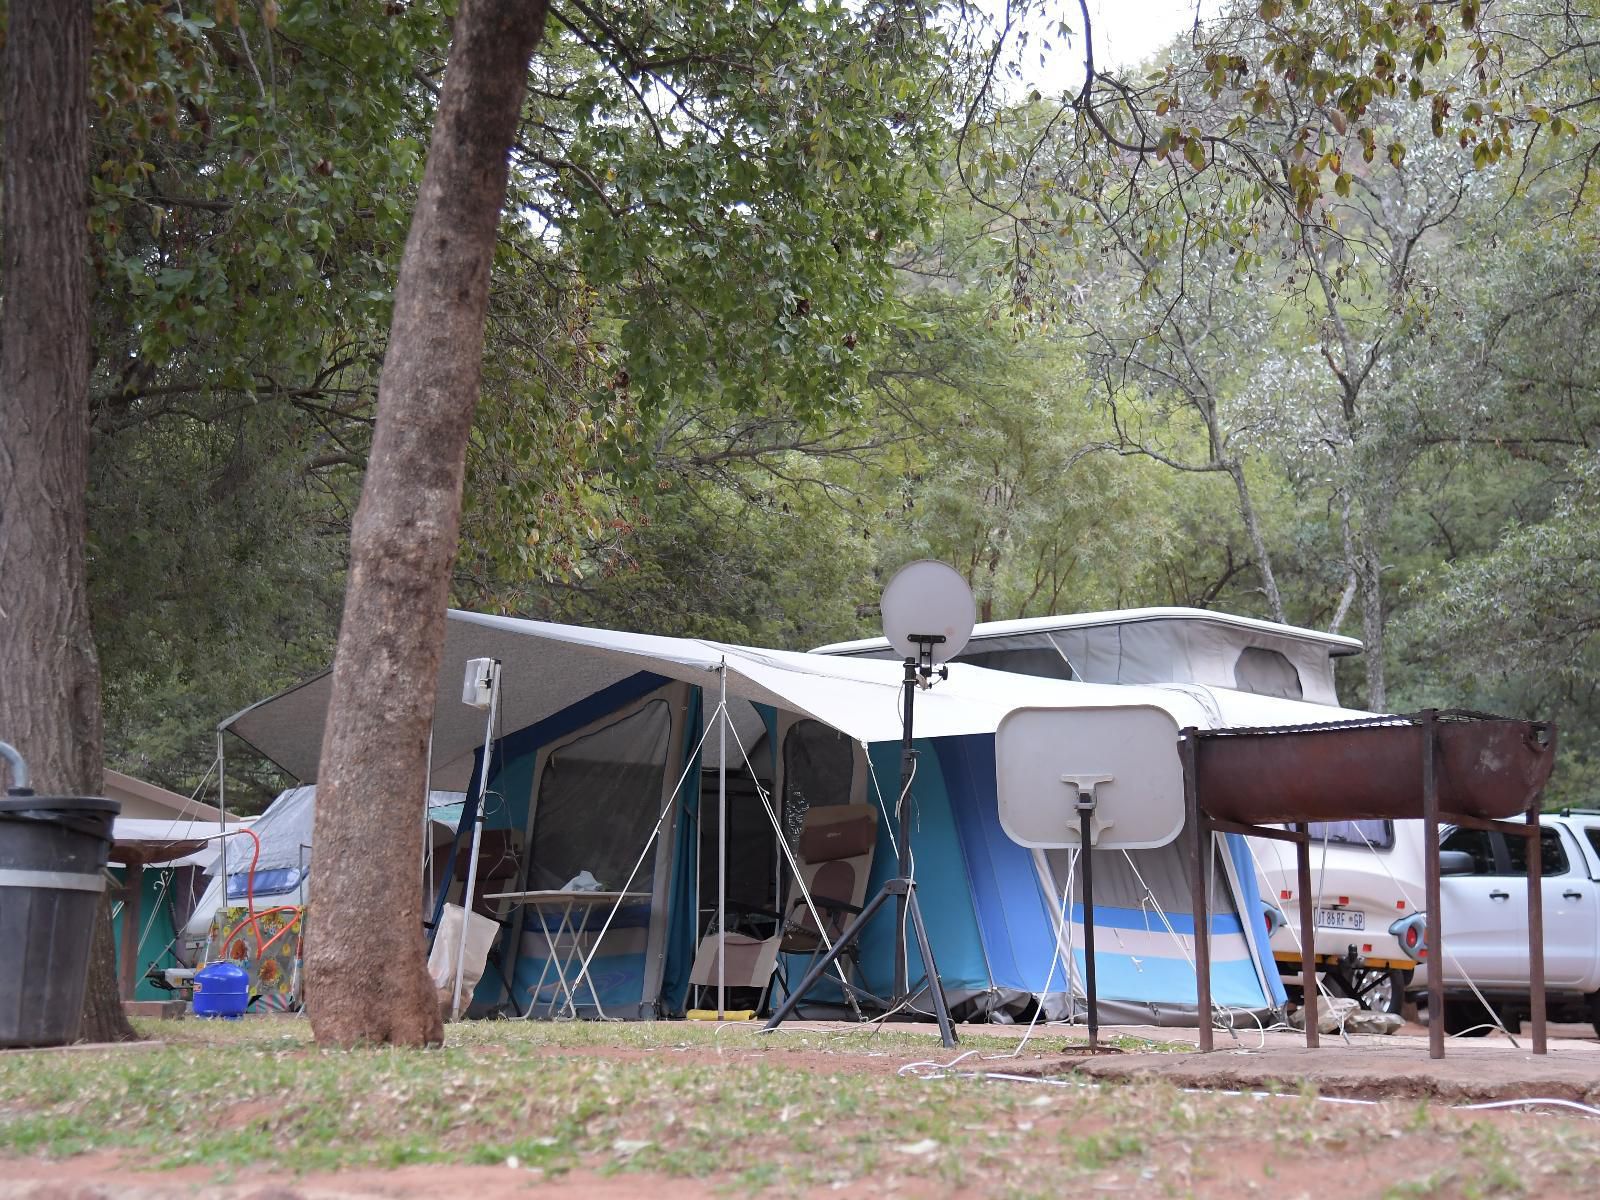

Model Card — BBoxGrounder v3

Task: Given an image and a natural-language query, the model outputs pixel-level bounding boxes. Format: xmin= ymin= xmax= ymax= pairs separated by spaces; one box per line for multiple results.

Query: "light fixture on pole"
xmin=763 ymin=559 xmax=973 ymax=1048
xmin=994 ymin=705 xmax=1186 ymax=1049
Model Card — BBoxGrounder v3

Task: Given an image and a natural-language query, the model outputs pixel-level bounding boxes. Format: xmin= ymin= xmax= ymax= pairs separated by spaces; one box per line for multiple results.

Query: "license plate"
xmin=1315 ymin=908 xmax=1365 ymax=931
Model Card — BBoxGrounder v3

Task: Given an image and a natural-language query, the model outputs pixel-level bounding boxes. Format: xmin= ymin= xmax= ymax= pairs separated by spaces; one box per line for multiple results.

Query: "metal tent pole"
xmin=422 ymin=726 xmax=435 ymax=913
xmin=717 ymin=662 xmax=727 ymax=1020
xmin=217 ymin=730 xmax=228 ymax=891
xmin=452 ymin=659 xmax=501 ymax=1021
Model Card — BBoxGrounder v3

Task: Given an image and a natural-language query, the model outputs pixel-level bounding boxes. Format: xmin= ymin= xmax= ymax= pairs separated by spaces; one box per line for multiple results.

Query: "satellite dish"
xmin=880 ymin=560 xmax=976 ymax=665
xmin=994 ymin=705 xmax=1185 ymax=849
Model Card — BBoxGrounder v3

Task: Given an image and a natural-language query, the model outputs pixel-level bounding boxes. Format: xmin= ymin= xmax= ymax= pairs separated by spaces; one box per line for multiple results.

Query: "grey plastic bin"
xmin=0 ymin=795 xmax=120 ymax=1047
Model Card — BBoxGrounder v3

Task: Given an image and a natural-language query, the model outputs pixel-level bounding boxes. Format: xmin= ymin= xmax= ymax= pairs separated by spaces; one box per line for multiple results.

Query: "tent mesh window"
xmin=955 ymin=642 xmax=1077 ymax=680
xmin=781 ymin=720 xmax=854 ymax=854
xmin=1232 ymin=646 xmax=1303 ymax=700
xmin=527 ymin=699 xmax=671 ymax=892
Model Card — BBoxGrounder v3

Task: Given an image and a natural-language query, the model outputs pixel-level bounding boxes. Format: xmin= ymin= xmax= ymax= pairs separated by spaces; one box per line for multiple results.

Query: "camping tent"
xmin=220 ymin=611 xmax=1383 ymax=1025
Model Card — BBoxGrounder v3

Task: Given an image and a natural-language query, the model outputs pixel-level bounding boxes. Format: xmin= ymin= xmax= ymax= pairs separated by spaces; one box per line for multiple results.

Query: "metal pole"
xmin=718 ymin=662 xmax=727 ymax=1020
xmin=1181 ymin=731 xmax=1212 ymax=1053
xmin=422 ymin=725 xmax=435 ymax=916
xmin=895 ymin=656 xmax=916 ymax=1001
xmin=452 ymin=660 xmax=501 ymax=1021
xmin=217 ymin=730 xmax=228 ymax=894
xmin=1079 ymin=802 xmax=1098 ymax=1050
xmin=1527 ymin=806 xmax=1547 ymax=1055
xmin=1295 ymin=822 xmax=1318 ymax=1049
xmin=1421 ymin=710 xmax=1444 ymax=1060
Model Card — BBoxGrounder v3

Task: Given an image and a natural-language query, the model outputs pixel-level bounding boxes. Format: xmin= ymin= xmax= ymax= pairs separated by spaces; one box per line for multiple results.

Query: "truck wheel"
xmin=1588 ymin=992 xmax=1600 ymax=1039
xmin=1329 ymin=966 xmax=1407 ymax=1014
xmin=1362 ymin=968 xmax=1409 ymax=1016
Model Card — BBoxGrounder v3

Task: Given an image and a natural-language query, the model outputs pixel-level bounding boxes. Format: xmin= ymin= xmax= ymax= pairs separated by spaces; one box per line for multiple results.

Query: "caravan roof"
xmin=813 ymin=606 xmax=1362 ymax=706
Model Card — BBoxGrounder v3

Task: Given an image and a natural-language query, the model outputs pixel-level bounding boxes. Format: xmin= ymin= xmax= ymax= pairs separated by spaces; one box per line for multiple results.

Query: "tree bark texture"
xmin=304 ymin=0 xmax=550 ymax=1047
xmin=0 ymin=2 xmax=136 ymax=1044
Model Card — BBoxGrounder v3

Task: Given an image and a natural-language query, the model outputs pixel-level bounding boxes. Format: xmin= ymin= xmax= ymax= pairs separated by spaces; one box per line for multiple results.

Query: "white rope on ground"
xmin=891 ymin=1061 xmax=1600 ymax=1119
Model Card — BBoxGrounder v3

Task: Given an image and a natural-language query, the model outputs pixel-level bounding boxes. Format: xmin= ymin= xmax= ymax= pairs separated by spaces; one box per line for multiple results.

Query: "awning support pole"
xmin=717 ymin=661 xmax=727 ymax=1021
xmin=422 ymin=726 xmax=435 ymax=923
xmin=217 ymin=730 xmax=228 ymax=889
xmin=452 ymin=659 xmax=501 ymax=1021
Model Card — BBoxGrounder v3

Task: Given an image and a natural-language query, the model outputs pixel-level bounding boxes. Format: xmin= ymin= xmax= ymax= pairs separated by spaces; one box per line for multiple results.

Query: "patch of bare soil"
xmin=0 ymin=1132 xmax=1576 ymax=1200
xmin=0 ymin=1157 xmax=727 ymax=1200
xmin=1062 ymin=1043 xmax=1600 ymax=1106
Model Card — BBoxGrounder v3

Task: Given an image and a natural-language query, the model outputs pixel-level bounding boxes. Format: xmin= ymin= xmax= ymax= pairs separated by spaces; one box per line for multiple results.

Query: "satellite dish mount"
xmin=763 ymin=561 xmax=973 ymax=1048
xmin=994 ymin=706 xmax=1187 ymax=1052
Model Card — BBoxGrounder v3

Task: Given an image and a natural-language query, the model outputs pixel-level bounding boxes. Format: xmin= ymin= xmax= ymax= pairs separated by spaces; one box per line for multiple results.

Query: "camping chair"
xmin=773 ymin=803 xmax=879 ymax=1013
xmin=686 ymin=928 xmax=783 ymax=1017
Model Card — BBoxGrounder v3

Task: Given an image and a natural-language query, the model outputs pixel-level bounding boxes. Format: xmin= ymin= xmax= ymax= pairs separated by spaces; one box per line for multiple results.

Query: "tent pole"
xmin=422 ymin=725 xmax=435 ymax=922
xmin=217 ymin=730 xmax=227 ymax=894
xmin=452 ymin=659 xmax=501 ymax=1021
xmin=718 ymin=661 xmax=727 ymax=1021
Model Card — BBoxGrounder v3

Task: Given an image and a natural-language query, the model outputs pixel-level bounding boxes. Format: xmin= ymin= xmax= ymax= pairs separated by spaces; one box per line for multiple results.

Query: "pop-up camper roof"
xmin=813 ymin=607 xmax=1362 ymax=706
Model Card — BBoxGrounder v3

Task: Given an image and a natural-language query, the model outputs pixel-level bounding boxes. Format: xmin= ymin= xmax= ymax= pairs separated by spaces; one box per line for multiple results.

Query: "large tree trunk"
xmin=0 ymin=2 xmax=136 ymax=1045
xmin=304 ymin=0 xmax=549 ymax=1048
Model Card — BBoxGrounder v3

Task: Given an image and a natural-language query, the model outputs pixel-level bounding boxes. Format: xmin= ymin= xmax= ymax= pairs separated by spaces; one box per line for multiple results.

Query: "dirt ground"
xmin=2 ymin=1018 xmax=1596 ymax=1199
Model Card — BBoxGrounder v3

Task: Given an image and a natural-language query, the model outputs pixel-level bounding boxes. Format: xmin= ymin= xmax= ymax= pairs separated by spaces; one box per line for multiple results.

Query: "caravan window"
xmin=1306 ymin=820 xmax=1394 ymax=851
xmin=527 ymin=700 xmax=671 ymax=892
xmin=782 ymin=720 xmax=854 ymax=850
xmin=956 ymin=646 xmax=1077 ymax=680
xmin=1233 ymin=647 xmax=1303 ymax=700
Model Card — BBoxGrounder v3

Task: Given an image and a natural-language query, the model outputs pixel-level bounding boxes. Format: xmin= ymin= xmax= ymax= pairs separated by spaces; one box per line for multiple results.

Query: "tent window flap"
xmin=527 ymin=699 xmax=672 ymax=893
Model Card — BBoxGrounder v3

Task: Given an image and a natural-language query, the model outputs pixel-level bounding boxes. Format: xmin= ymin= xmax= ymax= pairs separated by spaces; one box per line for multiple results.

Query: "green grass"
xmin=0 ymin=1017 xmax=1592 ymax=1197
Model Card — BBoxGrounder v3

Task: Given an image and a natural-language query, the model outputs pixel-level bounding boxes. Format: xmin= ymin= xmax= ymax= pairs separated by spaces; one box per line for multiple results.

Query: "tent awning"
xmin=219 ymin=610 xmax=1383 ymax=788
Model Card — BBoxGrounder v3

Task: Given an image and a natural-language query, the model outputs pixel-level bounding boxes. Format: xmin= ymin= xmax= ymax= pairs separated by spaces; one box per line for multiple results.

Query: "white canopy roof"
xmin=220 ymin=610 xmax=1379 ymax=789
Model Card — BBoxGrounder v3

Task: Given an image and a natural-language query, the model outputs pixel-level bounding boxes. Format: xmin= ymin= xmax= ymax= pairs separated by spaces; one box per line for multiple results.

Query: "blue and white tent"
xmin=221 ymin=611 xmax=1377 ymax=1026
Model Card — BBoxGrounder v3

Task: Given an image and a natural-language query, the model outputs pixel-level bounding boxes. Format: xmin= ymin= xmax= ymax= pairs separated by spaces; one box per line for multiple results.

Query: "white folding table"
xmin=483 ymin=889 xmax=649 ymax=1019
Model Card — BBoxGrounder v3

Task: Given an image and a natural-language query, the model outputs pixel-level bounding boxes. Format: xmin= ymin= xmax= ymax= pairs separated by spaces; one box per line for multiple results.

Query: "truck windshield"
xmin=1307 ymin=820 xmax=1394 ymax=851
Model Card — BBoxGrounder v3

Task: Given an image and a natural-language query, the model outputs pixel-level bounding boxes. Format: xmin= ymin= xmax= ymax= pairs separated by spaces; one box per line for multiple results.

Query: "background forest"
xmin=86 ymin=0 xmax=1599 ymax=809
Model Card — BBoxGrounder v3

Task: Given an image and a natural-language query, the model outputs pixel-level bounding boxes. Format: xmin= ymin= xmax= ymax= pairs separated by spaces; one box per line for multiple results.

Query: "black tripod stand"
xmin=762 ymin=636 xmax=957 ymax=1048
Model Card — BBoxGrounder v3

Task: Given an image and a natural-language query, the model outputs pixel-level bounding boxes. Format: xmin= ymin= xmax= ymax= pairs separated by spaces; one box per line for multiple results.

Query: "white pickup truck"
xmin=1431 ymin=809 xmax=1600 ymax=1035
xmin=1251 ymin=810 xmax=1600 ymax=1034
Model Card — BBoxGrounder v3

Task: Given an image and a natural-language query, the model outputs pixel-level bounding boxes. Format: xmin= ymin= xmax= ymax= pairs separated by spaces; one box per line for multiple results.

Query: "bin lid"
xmin=0 ymin=796 xmax=121 ymax=816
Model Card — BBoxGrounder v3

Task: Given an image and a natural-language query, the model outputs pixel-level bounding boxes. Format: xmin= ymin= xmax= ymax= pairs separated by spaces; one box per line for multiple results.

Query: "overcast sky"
xmin=988 ymin=0 xmax=1223 ymax=93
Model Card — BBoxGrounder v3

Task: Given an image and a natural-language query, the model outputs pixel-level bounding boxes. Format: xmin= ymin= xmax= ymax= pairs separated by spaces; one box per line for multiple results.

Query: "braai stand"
xmin=1182 ymin=710 xmax=1553 ymax=1059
